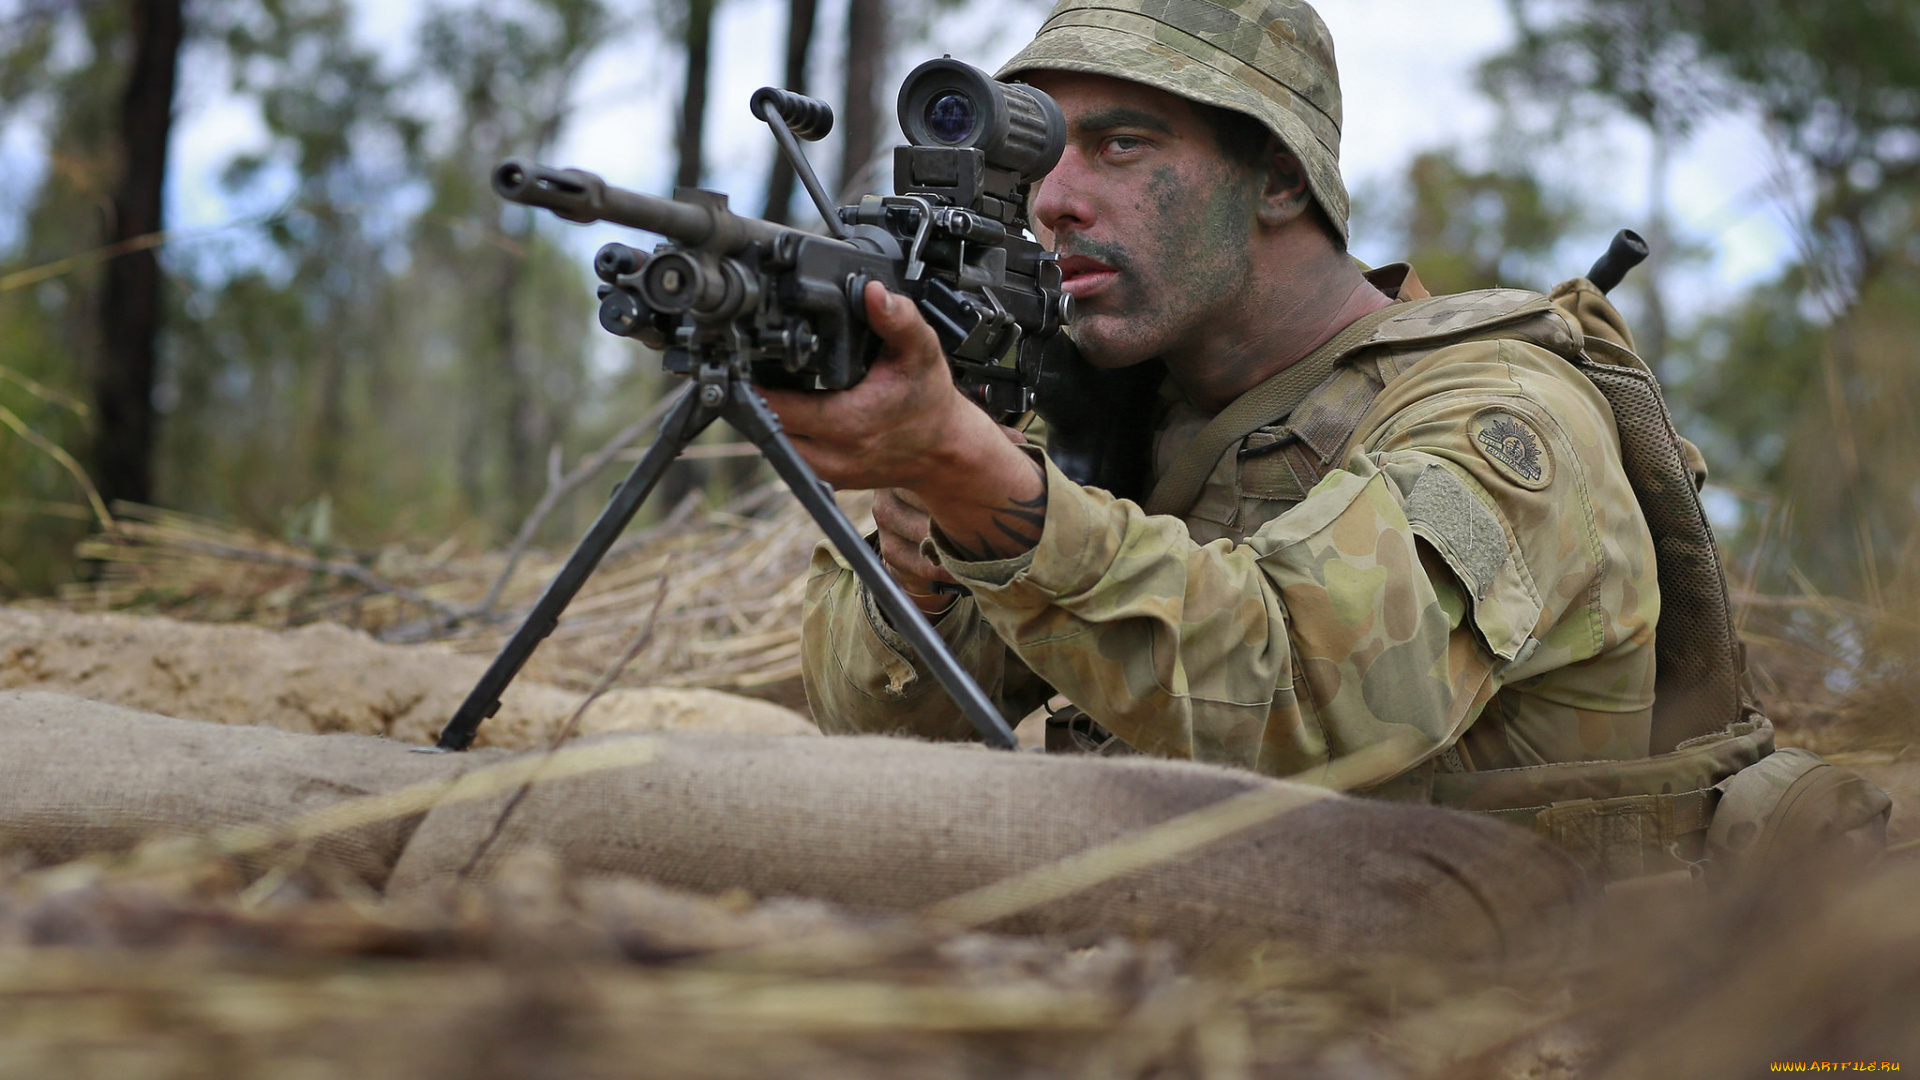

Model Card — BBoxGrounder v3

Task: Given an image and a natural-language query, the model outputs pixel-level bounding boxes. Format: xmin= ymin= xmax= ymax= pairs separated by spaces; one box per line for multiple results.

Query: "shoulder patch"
xmin=1403 ymin=463 xmax=1509 ymax=601
xmin=1470 ymin=408 xmax=1554 ymax=490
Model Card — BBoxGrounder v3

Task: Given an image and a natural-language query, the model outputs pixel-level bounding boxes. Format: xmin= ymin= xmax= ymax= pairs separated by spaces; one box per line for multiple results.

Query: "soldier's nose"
xmin=1032 ymin=153 xmax=1095 ymax=236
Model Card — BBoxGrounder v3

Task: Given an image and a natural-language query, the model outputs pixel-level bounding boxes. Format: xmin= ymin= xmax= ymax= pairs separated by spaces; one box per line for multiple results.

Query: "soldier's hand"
xmin=873 ymin=488 xmax=958 ymax=616
xmin=760 ymin=281 xmax=1049 ymax=563
xmin=758 ymin=281 xmax=970 ymax=492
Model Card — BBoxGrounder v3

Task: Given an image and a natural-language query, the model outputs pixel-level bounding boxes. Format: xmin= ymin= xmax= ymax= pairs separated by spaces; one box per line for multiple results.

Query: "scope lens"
xmin=924 ymin=91 xmax=978 ymax=144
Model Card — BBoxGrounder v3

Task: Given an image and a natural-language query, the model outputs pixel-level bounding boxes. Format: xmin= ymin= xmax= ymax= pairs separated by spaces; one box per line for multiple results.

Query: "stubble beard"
xmin=1064 ymin=165 xmax=1259 ymax=373
xmin=1060 ymin=237 xmax=1175 ymax=371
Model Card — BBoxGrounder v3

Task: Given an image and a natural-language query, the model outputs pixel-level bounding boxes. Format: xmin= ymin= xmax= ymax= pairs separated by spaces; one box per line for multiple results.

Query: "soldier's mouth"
xmin=1056 ymin=254 xmax=1118 ymax=299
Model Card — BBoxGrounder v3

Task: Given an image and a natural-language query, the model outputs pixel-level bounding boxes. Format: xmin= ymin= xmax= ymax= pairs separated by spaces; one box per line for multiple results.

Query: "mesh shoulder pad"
xmin=1575 ymin=338 xmax=1748 ymax=752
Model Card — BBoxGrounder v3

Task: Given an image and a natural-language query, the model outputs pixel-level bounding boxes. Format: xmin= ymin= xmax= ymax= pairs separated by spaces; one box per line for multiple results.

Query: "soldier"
xmin=759 ymin=0 xmax=1869 ymax=878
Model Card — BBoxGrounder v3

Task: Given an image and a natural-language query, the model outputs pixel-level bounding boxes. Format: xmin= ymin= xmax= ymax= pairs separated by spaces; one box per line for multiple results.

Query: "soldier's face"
xmin=1026 ymin=72 xmax=1264 ymax=370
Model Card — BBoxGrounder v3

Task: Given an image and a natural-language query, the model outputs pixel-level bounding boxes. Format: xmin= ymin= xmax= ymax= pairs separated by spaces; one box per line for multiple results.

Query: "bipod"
xmin=424 ymin=361 xmax=1019 ymax=752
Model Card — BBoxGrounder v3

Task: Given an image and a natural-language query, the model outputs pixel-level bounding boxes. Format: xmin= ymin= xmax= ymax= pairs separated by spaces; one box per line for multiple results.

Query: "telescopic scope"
xmin=896 ymin=57 xmax=1066 ymax=183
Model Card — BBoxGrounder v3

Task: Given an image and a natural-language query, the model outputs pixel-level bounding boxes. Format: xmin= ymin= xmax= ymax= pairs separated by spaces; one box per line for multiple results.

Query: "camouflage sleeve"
xmin=934 ymin=451 xmax=1448 ymax=782
xmin=935 ymin=338 xmax=1656 ymax=784
xmin=1355 ymin=338 xmax=1658 ymax=771
xmin=798 ymin=537 xmax=1055 ymax=740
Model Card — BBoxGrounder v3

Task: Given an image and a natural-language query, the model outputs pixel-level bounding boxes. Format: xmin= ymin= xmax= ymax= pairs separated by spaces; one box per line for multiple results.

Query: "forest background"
xmin=1 ymin=0 xmax=1917 ymax=685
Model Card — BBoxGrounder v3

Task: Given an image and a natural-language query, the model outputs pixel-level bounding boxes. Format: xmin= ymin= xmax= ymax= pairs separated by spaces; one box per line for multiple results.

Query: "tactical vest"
xmin=1130 ymin=281 xmax=1889 ymax=884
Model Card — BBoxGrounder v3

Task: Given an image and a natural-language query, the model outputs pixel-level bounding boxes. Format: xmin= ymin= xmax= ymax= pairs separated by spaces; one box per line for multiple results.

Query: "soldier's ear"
xmin=1256 ymin=143 xmax=1314 ymax=228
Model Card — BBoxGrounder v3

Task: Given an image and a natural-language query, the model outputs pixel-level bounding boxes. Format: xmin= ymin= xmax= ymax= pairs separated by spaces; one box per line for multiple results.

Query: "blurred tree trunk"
xmin=660 ymin=0 xmax=722 ymax=511
xmin=760 ymin=0 xmax=817 ymax=224
xmin=93 ymin=0 xmax=183 ymax=508
xmin=837 ymin=0 xmax=886 ymax=197
xmin=711 ymin=0 xmax=821 ymax=497
xmin=413 ymin=0 xmax=606 ymax=533
xmin=497 ymin=244 xmax=544 ymax=514
xmin=674 ymin=0 xmax=716 ymax=190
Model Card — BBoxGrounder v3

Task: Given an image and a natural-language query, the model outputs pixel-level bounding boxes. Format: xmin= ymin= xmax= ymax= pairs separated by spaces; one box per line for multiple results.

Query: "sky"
xmin=60 ymin=0 xmax=1812 ymax=318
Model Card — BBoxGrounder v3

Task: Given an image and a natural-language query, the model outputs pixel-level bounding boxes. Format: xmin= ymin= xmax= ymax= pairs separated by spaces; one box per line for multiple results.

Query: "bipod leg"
xmin=718 ymin=370 xmax=1019 ymax=750
xmin=427 ymin=385 xmax=714 ymax=751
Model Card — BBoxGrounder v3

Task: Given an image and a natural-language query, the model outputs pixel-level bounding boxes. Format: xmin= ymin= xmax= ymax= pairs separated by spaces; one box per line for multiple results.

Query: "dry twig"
xmin=476 ymin=385 xmax=690 ymax=618
xmin=0 ymin=402 xmax=113 ymax=530
xmin=157 ymin=537 xmax=468 ymax=624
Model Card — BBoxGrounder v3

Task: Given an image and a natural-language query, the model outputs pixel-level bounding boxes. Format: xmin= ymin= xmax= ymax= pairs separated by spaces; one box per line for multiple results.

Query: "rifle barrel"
xmin=493 ymin=158 xmax=791 ymax=253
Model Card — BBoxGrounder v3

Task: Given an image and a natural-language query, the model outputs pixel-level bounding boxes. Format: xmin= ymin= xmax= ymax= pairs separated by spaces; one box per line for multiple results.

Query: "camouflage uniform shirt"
xmin=800 ymin=291 xmax=1659 ymax=789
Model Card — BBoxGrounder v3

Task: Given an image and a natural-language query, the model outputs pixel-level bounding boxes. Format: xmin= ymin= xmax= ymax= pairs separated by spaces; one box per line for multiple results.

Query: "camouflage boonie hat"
xmin=997 ymin=0 xmax=1349 ymax=240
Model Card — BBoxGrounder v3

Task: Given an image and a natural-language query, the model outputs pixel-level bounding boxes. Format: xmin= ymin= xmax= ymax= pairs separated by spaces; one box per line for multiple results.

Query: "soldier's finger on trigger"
xmin=875 ymin=527 xmax=919 ymax=569
xmin=885 ymin=487 xmax=934 ymax=519
xmin=874 ymin=493 xmax=933 ymax=542
xmin=881 ymin=547 xmax=940 ymax=587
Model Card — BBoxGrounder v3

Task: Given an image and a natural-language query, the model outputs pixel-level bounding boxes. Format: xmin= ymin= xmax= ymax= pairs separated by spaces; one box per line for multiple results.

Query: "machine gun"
xmin=428 ymin=58 xmax=1071 ymax=753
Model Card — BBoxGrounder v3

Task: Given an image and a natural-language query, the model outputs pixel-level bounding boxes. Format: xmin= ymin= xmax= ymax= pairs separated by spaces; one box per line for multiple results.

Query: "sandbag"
xmin=0 ymin=691 xmax=499 ymax=887
xmin=389 ymin=732 xmax=1591 ymax=961
xmin=0 ymin=606 xmax=816 ymax=747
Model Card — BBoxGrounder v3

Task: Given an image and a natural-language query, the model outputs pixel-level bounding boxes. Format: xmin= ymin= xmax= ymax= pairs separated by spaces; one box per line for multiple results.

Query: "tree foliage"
xmin=0 ymin=0 xmax=135 ymax=588
xmin=1362 ymin=148 xmax=1580 ymax=297
xmin=0 ymin=0 xmax=632 ymax=588
xmin=1676 ymin=0 xmax=1920 ymax=302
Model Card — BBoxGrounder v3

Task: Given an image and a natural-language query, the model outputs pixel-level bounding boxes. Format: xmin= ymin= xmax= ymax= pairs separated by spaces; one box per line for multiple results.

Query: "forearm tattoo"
xmin=941 ymin=457 xmax=1049 ymax=562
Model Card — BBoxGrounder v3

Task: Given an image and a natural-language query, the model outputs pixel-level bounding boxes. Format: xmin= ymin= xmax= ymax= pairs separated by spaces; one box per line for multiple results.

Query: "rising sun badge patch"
xmin=1469 ymin=408 xmax=1553 ymax=490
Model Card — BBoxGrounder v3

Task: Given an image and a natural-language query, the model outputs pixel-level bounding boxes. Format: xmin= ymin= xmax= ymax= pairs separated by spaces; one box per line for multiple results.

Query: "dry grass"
xmin=2 ymin=834 xmax=1916 ymax=1078
xmin=56 ymin=483 xmax=858 ymax=713
xmin=1735 ymin=586 xmax=1920 ymax=756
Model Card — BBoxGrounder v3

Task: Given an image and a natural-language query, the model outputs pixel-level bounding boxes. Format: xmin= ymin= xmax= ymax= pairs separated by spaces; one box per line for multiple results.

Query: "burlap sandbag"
xmin=0 ymin=691 xmax=500 ymax=887
xmin=389 ymin=732 xmax=1591 ymax=960
xmin=0 ymin=606 xmax=815 ymax=747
